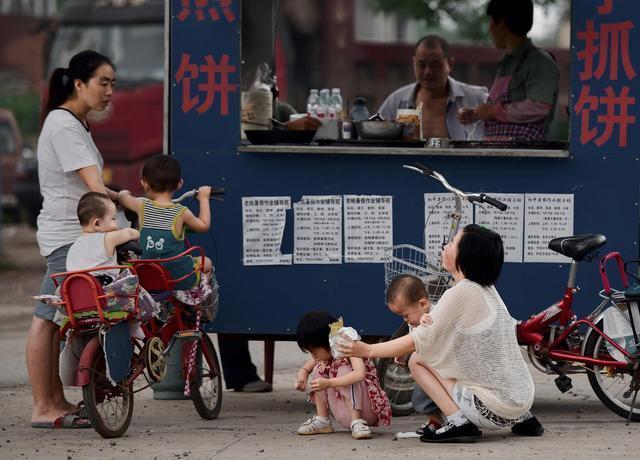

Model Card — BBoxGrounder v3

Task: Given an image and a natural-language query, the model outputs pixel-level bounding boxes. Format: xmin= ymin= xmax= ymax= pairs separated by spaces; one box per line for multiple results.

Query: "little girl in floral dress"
xmin=294 ymin=311 xmax=391 ymax=439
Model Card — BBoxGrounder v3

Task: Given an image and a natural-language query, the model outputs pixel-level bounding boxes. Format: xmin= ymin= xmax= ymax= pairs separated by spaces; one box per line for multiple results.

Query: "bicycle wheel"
xmin=585 ymin=318 xmax=640 ymax=421
xmin=376 ymin=322 xmax=416 ymax=416
xmin=82 ymin=347 xmax=134 ymax=438
xmin=190 ymin=333 xmax=223 ymax=419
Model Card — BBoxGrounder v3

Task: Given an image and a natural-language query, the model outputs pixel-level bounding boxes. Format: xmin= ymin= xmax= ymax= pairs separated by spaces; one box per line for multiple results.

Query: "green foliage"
xmin=0 ymin=90 xmax=41 ymax=139
xmin=367 ymin=0 xmax=561 ymax=42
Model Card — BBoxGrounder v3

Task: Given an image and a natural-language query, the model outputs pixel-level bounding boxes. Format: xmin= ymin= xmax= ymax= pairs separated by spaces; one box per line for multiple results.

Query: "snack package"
xmin=328 ymin=317 xmax=361 ymax=358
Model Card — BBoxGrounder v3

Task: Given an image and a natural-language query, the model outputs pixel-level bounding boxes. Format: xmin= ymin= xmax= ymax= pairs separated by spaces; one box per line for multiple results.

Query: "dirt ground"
xmin=0 ymin=224 xmax=639 ymax=459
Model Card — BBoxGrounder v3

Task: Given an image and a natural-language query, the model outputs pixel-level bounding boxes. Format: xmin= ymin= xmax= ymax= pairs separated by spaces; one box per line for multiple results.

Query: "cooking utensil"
xmin=355 ymin=121 xmax=403 ymax=140
xmin=270 ymin=117 xmax=289 ymax=130
xmin=244 ymin=129 xmax=316 ymax=145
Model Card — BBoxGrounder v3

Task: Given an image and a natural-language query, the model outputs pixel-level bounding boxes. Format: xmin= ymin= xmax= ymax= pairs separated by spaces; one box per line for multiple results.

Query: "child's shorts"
xmin=452 ymin=383 xmax=529 ymax=430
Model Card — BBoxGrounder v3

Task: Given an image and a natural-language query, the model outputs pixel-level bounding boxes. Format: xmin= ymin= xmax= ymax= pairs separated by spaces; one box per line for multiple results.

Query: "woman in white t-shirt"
xmin=338 ymin=224 xmax=543 ymax=442
xmin=26 ymin=50 xmax=118 ymax=429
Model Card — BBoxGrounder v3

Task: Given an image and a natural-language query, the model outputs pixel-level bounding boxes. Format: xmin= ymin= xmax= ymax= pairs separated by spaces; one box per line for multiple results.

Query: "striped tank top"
xmin=140 ymin=199 xmax=197 ymax=290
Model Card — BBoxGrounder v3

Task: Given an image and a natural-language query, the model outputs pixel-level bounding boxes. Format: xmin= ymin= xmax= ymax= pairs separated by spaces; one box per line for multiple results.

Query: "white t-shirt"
xmin=36 ymin=109 xmax=104 ymax=256
xmin=66 ymin=233 xmax=118 ymax=275
xmin=410 ymin=279 xmax=535 ymax=419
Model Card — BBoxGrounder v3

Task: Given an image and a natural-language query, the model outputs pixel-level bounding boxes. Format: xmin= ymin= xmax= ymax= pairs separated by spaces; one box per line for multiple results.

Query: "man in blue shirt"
xmin=378 ymin=35 xmax=488 ymax=141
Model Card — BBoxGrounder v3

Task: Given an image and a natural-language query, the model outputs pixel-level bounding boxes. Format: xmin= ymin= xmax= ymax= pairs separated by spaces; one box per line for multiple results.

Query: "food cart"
xmin=168 ymin=0 xmax=639 ymax=380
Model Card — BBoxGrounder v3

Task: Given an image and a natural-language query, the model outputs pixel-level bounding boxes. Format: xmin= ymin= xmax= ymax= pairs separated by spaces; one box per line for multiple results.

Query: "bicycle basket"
xmin=383 ymin=244 xmax=452 ymax=303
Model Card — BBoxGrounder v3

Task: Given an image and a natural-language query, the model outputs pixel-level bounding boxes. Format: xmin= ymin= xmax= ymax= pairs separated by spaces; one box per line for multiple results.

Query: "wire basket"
xmin=383 ymin=244 xmax=453 ymax=303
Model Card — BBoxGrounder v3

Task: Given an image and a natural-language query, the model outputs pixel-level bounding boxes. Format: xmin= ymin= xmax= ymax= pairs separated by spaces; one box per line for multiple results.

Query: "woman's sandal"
xmin=74 ymin=401 xmax=88 ymax=419
xmin=31 ymin=411 xmax=92 ymax=429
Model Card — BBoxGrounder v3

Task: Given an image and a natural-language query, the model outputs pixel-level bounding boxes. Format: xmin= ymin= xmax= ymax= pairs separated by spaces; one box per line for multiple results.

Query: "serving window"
xmin=240 ymin=0 xmax=571 ymax=155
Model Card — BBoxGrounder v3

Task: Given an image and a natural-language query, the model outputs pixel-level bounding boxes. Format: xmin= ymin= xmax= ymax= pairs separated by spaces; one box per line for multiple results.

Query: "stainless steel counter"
xmin=237 ymin=144 xmax=570 ymax=158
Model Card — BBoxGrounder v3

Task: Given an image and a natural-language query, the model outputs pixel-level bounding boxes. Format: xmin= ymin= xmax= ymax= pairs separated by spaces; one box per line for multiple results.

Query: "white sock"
xmin=446 ymin=410 xmax=469 ymax=427
xmin=315 ymin=415 xmax=330 ymax=421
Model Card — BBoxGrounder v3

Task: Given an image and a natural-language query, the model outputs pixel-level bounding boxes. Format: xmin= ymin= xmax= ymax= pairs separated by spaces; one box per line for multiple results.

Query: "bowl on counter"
xmin=244 ymin=129 xmax=317 ymax=145
xmin=355 ymin=121 xmax=403 ymax=140
xmin=426 ymin=137 xmax=451 ymax=148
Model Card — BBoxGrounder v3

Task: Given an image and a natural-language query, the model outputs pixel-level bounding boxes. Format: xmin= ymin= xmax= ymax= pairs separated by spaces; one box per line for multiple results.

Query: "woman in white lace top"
xmin=338 ymin=224 xmax=543 ymax=442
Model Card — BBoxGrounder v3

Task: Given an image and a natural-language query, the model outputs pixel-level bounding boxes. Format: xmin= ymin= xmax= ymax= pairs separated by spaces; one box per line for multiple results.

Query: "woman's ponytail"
xmin=41 ymin=67 xmax=74 ymax=125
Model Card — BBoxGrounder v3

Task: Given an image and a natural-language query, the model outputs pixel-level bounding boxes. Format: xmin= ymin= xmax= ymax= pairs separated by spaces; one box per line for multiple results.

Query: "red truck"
xmin=18 ymin=0 xmax=164 ymax=225
xmin=45 ymin=0 xmax=164 ymax=194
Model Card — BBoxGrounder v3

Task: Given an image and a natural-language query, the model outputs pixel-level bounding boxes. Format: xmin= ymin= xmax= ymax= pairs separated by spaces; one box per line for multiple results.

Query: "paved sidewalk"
xmin=1 ymin=322 xmax=638 ymax=460
xmin=1 ymin=225 xmax=639 ymax=459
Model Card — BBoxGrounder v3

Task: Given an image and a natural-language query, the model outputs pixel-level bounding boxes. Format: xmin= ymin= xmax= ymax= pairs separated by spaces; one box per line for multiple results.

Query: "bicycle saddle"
xmin=548 ymin=234 xmax=606 ymax=261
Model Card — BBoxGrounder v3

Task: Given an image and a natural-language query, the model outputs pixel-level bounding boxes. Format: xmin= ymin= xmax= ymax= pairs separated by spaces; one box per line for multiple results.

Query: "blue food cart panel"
xmin=170 ymin=0 xmax=640 ymax=336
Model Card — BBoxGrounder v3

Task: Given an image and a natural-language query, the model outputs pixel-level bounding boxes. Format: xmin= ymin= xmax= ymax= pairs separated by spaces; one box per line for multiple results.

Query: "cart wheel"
xmin=376 ymin=322 xmax=416 ymax=416
xmin=82 ymin=347 xmax=134 ymax=438
xmin=585 ymin=317 xmax=640 ymax=421
xmin=190 ymin=333 xmax=223 ymax=419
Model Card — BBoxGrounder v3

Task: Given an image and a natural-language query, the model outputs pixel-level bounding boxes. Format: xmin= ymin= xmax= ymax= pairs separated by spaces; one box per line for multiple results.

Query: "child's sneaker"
xmin=350 ymin=419 xmax=372 ymax=439
xmin=297 ymin=415 xmax=333 ymax=435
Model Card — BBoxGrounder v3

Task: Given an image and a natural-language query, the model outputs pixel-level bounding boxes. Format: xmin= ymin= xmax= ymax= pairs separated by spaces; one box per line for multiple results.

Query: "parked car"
xmin=14 ymin=142 xmax=41 ymax=227
xmin=45 ymin=0 xmax=164 ymax=195
xmin=0 ymin=109 xmax=25 ymax=213
xmin=1 ymin=108 xmax=40 ymax=226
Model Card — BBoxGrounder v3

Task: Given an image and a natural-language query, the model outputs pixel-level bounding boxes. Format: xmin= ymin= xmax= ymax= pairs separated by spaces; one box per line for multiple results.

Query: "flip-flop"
xmin=74 ymin=401 xmax=88 ymax=419
xmin=31 ymin=412 xmax=92 ymax=429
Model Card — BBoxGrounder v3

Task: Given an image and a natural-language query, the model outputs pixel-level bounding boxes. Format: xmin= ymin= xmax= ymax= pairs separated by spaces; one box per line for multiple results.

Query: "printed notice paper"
xmin=424 ymin=193 xmax=473 ymax=256
xmin=344 ymin=195 xmax=393 ymax=263
xmin=524 ymin=194 xmax=574 ymax=263
xmin=293 ymin=196 xmax=343 ymax=264
xmin=475 ymin=194 xmax=524 ymax=263
xmin=242 ymin=197 xmax=292 ymax=266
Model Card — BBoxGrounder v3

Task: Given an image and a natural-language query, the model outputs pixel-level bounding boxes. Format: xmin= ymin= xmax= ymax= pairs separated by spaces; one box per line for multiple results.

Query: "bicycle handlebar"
xmin=470 ymin=194 xmax=508 ymax=212
xmin=172 ymin=186 xmax=226 ymax=203
xmin=405 ymin=162 xmax=507 ymax=211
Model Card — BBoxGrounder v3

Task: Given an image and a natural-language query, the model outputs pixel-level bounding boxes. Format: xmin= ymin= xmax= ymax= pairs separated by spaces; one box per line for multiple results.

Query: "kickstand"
xmin=626 ymin=389 xmax=638 ymax=426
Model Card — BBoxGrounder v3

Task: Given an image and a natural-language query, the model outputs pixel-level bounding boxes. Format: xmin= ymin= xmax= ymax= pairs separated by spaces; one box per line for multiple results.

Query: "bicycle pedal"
xmin=555 ymin=374 xmax=573 ymax=393
xmin=174 ymin=330 xmax=203 ymax=341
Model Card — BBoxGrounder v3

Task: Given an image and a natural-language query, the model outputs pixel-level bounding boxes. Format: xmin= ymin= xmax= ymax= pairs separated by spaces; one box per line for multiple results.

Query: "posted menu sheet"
xmin=293 ymin=196 xmax=343 ymax=264
xmin=242 ymin=196 xmax=292 ymax=266
xmin=475 ymin=193 xmax=525 ymax=263
xmin=424 ymin=193 xmax=473 ymax=256
xmin=524 ymin=194 xmax=574 ymax=263
xmin=344 ymin=195 xmax=393 ymax=263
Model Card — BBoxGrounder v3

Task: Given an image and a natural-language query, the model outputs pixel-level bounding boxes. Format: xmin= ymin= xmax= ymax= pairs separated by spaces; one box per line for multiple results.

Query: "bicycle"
xmin=52 ymin=187 xmax=225 ymax=438
xmin=378 ymin=162 xmax=506 ymax=415
xmin=517 ymin=248 xmax=640 ymax=422
xmin=380 ymin=162 xmax=640 ymax=422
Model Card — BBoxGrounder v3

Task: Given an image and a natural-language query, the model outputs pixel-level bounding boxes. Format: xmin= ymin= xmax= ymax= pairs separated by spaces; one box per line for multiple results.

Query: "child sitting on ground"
xmin=295 ymin=311 xmax=391 ymax=439
xmin=117 ymin=154 xmax=213 ymax=291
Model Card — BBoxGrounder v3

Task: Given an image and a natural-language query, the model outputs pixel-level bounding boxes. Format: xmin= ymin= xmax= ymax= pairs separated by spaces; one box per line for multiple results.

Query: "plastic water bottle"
xmin=330 ymin=88 xmax=343 ymax=120
xmin=318 ymin=88 xmax=331 ymax=119
xmin=306 ymin=89 xmax=320 ymax=118
xmin=350 ymin=97 xmax=369 ymax=122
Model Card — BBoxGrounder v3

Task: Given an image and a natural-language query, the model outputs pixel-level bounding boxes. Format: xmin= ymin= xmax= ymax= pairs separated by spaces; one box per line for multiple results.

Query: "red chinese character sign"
xmin=170 ymin=0 xmax=239 ymax=152
xmin=175 ymin=53 xmax=236 ymax=115
xmin=573 ymin=0 xmax=638 ymax=149
xmin=177 ymin=0 xmax=235 ymax=23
